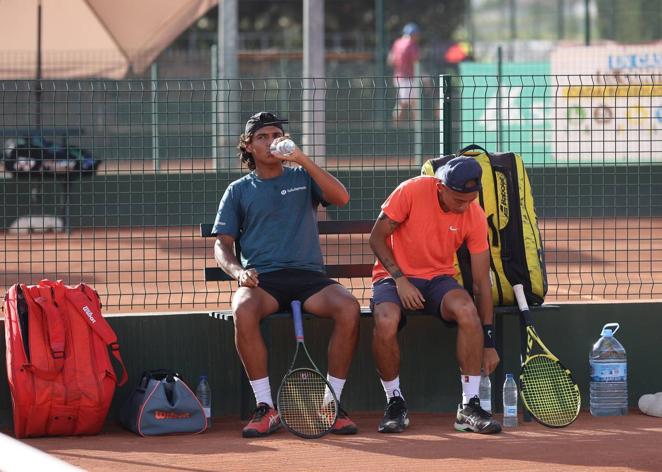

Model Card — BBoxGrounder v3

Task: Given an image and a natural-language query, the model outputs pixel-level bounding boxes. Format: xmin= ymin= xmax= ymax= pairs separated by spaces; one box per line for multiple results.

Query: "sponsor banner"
xmin=551 ymin=43 xmax=662 ymax=163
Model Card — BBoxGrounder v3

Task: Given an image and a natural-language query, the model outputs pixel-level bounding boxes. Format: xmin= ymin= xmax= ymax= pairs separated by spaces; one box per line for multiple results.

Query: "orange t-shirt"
xmin=372 ymin=176 xmax=489 ymax=282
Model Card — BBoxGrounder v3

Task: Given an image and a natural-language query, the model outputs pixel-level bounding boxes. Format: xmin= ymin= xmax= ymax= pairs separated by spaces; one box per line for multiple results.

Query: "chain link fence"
xmin=1 ymin=74 xmax=661 ymax=312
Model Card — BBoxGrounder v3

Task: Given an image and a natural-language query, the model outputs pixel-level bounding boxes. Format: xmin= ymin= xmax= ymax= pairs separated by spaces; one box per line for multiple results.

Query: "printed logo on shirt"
xmin=449 ymin=225 xmax=458 ymax=232
xmin=281 ymin=186 xmax=307 ymax=195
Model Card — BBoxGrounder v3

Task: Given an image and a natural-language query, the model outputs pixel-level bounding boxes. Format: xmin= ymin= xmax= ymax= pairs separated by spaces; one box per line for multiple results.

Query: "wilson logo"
xmin=82 ymin=306 xmax=96 ymax=324
xmin=154 ymin=411 xmax=192 ymax=420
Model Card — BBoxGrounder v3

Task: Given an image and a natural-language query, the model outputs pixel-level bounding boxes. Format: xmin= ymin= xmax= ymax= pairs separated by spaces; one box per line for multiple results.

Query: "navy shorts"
xmin=257 ymin=268 xmax=339 ymax=312
xmin=370 ymin=275 xmax=464 ymax=330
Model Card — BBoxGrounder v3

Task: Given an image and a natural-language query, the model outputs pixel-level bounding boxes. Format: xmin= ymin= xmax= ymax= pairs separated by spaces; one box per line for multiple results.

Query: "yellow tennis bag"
xmin=421 ymin=144 xmax=547 ymax=306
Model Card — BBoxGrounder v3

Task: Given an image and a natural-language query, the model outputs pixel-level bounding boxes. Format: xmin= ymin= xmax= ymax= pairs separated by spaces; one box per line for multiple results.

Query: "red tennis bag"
xmin=3 ymin=279 xmax=128 ymax=438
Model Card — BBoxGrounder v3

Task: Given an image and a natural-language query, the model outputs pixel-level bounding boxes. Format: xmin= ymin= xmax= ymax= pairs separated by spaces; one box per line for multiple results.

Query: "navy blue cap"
xmin=244 ymin=111 xmax=288 ymax=135
xmin=403 ymin=22 xmax=419 ymax=36
xmin=435 ymin=156 xmax=482 ymax=193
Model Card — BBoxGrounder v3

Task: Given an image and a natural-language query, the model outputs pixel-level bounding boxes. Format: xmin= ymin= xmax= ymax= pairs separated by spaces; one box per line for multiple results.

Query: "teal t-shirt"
xmin=212 ymin=166 xmax=328 ymax=274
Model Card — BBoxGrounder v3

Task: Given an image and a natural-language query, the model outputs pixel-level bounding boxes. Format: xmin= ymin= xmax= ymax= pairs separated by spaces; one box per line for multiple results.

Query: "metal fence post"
xmin=414 ymin=63 xmax=423 ymax=165
xmin=496 ymin=46 xmax=503 ymax=151
xmin=211 ymin=44 xmax=218 ymax=171
xmin=440 ymin=74 xmax=453 ymax=156
xmin=151 ymin=63 xmax=160 ymax=172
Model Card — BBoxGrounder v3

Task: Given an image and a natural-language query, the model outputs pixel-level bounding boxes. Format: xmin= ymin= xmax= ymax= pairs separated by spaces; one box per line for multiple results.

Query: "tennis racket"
xmin=276 ymin=300 xmax=338 ymax=439
xmin=513 ymin=284 xmax=581 ymax=427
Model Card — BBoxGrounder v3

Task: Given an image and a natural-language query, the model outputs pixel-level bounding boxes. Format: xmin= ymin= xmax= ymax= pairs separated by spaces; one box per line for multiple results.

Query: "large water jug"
xmin=589 ymin=323 xmax=627 ymax=416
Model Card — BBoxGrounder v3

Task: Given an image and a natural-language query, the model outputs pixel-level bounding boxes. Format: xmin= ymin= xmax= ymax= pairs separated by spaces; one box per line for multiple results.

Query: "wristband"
xmin=483 ymin=324 xmax=495 ymax=348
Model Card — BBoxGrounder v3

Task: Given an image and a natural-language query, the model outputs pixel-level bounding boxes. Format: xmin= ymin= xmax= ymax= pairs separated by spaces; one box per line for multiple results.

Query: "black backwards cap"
xmin=244 ymin=111 xmax=288 ymax=135
xmin=435 ymin=156 xmax=483 ymax=193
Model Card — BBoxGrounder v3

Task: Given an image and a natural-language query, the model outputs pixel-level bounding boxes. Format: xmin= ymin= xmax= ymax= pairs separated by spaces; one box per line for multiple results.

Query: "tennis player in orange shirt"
xmin=369 ymin=156 xmax=501 ymax=435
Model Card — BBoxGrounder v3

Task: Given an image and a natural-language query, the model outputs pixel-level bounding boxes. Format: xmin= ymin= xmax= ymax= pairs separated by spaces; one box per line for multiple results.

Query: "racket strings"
xmin=521 ymin=356 xmax=580 ymax=427
xmin=278 ymin=369 xmax=337 ymax=437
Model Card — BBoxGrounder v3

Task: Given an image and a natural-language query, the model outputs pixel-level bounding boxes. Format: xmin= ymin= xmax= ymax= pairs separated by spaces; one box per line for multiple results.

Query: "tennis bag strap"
xmin=43 ymin=280 xmax=128 ymax=386
xmin=4 ymin=284 xmax=68 ymax=438
xmin=19 ymin=286 xmax=66 ymax=381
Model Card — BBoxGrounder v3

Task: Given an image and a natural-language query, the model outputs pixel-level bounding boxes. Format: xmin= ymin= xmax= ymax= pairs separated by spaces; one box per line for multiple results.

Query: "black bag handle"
xmin=457 ymin=144 xmax=491 ymax=156
xmin=139 ymin=369 xmax=181 ymax=388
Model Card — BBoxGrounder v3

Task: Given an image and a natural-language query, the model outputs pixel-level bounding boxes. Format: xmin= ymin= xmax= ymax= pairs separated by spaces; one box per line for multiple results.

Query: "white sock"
xmin=324 ymin=374 xmax=346 ymax=405
xmin=461 ymin=374 xmax=480 ymax=406
xmin=381 ymin=376 xmax=404 ymax=401
xmin=249 ymin=377 xmax=273 ymax=408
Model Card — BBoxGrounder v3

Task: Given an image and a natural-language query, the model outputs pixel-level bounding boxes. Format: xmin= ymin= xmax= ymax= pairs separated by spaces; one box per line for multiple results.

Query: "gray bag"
xmin=120 ymin=370 xmax=207 ymax=436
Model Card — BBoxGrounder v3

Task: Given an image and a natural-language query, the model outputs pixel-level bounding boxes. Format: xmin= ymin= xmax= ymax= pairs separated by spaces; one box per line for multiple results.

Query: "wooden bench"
xmin=200 ymin=219 xmax=557 ymax=419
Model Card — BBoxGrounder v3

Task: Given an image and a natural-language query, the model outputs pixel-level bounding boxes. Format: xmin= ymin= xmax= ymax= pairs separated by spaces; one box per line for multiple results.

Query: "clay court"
xmin=2 ymin=216 xmax=661 ymax=313
xmin=15 ymin=411 xmax=662 ymax=471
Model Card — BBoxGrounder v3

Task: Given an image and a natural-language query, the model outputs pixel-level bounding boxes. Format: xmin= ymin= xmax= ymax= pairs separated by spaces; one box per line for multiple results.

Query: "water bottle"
xmin=196 ymin=375 xmax=212 ymax=427
xmin=503 ymin=373 xmax=518 ymax=427
xmin=270 ymin=139 xmax=296 ymax=157
xmin=479 ymin=370 xmax=492 ymax=413
xmin=590 ymin=323 xmax=628 ymax=416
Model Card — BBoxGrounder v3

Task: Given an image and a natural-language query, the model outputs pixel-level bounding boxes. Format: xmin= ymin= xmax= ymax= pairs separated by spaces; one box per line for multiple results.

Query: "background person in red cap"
xmin=368 ymin=156 xmax=501 ymax=435
xmin=387 ymin=22 xmax=421 ymax=123
xmin=212 ymin=111 xmax=360 ymax=438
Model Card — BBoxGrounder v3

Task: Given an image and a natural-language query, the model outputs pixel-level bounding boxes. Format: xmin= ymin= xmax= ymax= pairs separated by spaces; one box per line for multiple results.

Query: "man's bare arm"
xmin=471 ymin=249 xmax=500 ymax=374
xmin=275 ymin=141 xmax=349 ymax=207
xmin=369 ymin=211 xmax=425 ymax=310
xmin=214 ymin=235 xmax=258 ymax=287
xmin=369 ymin=212 xmax=403 ymax=278
xmin=469 ymin=249 xmax=493 ymax=325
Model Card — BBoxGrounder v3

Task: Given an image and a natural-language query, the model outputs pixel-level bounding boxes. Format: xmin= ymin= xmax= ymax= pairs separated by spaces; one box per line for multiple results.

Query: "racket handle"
xmin=291 ymin=300 xmax=304 ymax=341
xmin=512 ymin=284 xmax=529 ymax=312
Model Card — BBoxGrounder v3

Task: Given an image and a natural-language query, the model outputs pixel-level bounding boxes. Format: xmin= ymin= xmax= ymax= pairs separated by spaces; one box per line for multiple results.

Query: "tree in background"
xmin=174 ymin=0 xmax=466 ymax=50
xmin=596 ymin=0 xmax=662 ymax=43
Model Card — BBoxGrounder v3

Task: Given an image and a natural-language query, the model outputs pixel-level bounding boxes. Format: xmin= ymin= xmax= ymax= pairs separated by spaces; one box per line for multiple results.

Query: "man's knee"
xmin=232 ymin=298 xmax=266 ymax=333
xmin=451 ymin=302 xmax=481 ymax=329
xmin=372 ymin=304 xmax=401 ymax=339
xmin=332 ymin=296 xmax=361 ymax=330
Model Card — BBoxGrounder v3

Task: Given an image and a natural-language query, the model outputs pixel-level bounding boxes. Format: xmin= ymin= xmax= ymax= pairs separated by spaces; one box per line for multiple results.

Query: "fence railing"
xmin=1 ymin=75 xmax=661 ymax=312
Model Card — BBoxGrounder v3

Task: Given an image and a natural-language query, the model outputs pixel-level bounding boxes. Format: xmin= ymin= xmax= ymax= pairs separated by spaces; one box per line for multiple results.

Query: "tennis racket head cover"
xmin=513 ymin=284 xmax=581 ymax=428
xmin=276 ymin=300 xmax=338 ymax=439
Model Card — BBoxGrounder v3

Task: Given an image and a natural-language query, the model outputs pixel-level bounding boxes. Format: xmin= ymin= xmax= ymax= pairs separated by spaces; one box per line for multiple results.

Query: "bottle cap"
xmin=601 ymin=322 xmax=620 ymax=337
xmin=199 ymin=375 xmax=208 ymax=381
xmin=505 ymin=373 xmax=513 ymax=379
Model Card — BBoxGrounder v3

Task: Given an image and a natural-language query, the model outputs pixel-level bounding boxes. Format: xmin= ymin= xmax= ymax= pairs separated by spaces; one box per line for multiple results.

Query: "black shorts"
xmin=258 ymin=268 xmax=339 ymax=312
xmin=370 ymin=275 xmax=463 ymax=330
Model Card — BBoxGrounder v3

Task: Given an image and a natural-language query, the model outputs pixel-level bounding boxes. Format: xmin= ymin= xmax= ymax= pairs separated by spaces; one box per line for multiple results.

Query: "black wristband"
xmin=483 ymin=324 xmax=495 ymax=348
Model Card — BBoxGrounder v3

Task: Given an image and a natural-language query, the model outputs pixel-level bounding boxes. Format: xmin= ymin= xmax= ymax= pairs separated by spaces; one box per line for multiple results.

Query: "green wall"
xmin=1 ymin=302 xmax=661 ymax=430
xmin=2 ymin=165 xmax=662 ymax=230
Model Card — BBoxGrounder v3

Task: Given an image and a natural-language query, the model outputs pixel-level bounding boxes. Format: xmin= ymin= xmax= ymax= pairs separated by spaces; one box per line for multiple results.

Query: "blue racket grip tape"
xmin=291 ymin=300 xmax=304 ymax=340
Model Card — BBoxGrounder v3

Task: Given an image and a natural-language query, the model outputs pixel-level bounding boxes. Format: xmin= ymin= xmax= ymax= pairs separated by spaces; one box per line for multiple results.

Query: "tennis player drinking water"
xmin=212 ymin=112 xmax=360 ymax=437
xmin=369 ymin=156 xmax=502 ymax=434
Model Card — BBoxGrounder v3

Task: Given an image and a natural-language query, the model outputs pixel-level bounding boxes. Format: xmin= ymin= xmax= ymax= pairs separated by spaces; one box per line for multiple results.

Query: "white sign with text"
xmin=551 ymin=43 xmax=662 ymax=163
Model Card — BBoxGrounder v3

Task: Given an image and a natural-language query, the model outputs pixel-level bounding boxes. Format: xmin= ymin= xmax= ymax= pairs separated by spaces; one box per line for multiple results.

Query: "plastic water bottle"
xmin=196 ymin=375 xmax=212 ymax=427
xmin=590 ymin=323 xmax=628 ymax=416
xmin=270 ymin=139 xmax=296 ymax=157
xmin=503 ymin=373 xmax=518 ymax=427
xmin=479 ymin=370 xmax=492 ymax=413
